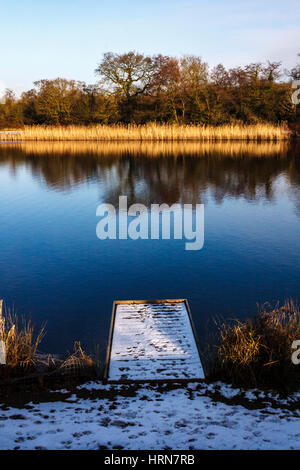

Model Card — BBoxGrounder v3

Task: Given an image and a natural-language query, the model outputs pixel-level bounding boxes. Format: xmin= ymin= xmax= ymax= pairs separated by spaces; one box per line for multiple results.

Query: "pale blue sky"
xmin=1 ymin=0 xmax=299 ymax=96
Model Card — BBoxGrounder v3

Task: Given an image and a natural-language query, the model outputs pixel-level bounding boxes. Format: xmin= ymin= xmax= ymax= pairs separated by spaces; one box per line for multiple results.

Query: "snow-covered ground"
xmin=0 ymin=381 xmax=300 ymax=450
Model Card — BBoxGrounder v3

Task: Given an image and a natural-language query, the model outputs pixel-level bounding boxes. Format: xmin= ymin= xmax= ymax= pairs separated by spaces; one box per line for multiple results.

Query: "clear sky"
xmin=1 ymin=0 xmax=299 ymax=96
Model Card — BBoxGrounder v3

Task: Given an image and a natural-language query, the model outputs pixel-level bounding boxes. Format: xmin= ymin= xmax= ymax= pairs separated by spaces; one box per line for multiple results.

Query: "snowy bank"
xmin=0 ymin=381 xmax=299 ymax=450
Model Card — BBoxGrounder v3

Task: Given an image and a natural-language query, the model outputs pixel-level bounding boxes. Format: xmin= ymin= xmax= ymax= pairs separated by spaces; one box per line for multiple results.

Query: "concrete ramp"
xmin=104 ymin=299 xmax=205 ymax=383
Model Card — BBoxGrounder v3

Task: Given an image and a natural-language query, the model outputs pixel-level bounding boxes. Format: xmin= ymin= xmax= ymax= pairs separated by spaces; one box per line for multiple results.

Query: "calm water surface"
xmin=0 ymin=142 xmax=299 ymax=359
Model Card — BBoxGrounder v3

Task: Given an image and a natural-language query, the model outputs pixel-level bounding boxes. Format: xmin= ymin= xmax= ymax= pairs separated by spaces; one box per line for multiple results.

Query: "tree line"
xmin=1 ymin=51 xmax=299 ymax=128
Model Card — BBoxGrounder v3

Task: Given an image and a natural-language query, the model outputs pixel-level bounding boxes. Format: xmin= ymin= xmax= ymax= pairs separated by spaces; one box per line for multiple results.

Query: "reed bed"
xmin=210 ymin=301 xmax=300 ymax=391
xmin=1 ymin=140 xmax=290 ymax=159
xmin=0 ymin=305 xmax=95 ymax=381
xmin=0 ymin=123 xmax=289 ymax=142
xmin=0 ymin=310 xmax=45 ymax=367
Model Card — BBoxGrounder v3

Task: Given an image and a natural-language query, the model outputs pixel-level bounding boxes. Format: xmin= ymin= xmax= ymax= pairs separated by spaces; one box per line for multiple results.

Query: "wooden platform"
xmin=104 ymin=299 xmax=205 ymax=383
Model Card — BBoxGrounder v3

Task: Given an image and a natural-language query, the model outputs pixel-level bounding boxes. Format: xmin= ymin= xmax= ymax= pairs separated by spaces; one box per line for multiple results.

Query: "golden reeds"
xmin=211 ymin=301 xmax=300 ymax=391
xmin=0 ymin=123 xmax=289 ymax=142
xmin=0 ymin=309 xmax=45 ymax=367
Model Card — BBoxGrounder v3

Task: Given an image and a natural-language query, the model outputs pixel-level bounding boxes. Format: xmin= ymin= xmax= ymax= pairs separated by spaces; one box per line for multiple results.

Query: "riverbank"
xmin=0 ymin=300 xmax=299 ymax=392
xmin=0 ymin=380 xmax=299 ymax=450
xmin=0 ymin=123 xmax=289 ymax=141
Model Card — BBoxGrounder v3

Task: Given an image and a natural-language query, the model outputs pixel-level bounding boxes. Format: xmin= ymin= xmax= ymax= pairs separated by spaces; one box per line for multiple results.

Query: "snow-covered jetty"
xmin=104 ymin=299 xmax=205 ymax=383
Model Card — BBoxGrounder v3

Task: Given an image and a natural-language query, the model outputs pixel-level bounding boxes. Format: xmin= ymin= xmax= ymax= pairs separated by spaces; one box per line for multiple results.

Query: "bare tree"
xmin=95 ymin=51 xmax=155 ymax=100
xmin=287 ymin=53 xmax=300 ymax=81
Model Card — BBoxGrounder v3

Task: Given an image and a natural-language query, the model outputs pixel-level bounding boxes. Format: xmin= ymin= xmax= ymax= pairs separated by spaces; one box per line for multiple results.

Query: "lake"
xmin=0 ymin=141 xmax=299 ymax=361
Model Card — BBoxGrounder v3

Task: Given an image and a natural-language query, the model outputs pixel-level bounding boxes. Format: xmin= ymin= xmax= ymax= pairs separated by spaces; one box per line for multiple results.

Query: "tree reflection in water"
xmin=0 ymin=141 xmax=299 ymax=214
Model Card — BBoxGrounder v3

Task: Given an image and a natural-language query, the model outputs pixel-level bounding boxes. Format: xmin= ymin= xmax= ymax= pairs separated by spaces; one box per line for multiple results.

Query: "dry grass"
xmin=3 ymin=140 xmax=290 ymax=158
xmin=0 ymin=310 xmax=45 ymax=367
xmin=0 ymin=301 xmax=96 ymax=382
xmin=0 ymin=123 xmax=289 ymax=141
xmin=58 ymin=341 xmax=95 ymax=377
xmin=210 ymin=301 xmax=300 ymax=391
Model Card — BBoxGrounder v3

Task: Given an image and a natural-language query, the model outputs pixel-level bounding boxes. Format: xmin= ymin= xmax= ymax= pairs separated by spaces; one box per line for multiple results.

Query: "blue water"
xmin=0 ymin=144 xmax=299 ymax=359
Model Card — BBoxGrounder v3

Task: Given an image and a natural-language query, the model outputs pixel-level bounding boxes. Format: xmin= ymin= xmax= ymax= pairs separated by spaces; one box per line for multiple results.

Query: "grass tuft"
xmin=209 ymin=300 xmax=300 ymax=392
xmin=0 ymin=309 xmax=45 ymax=367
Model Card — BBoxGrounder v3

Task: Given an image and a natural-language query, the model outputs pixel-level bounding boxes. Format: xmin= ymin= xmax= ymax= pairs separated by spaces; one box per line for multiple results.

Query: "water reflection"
xmin=0 ymin=141 xmax=299 ymax=209
xmin=0 ymin=141 xmax=299 ymax=356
